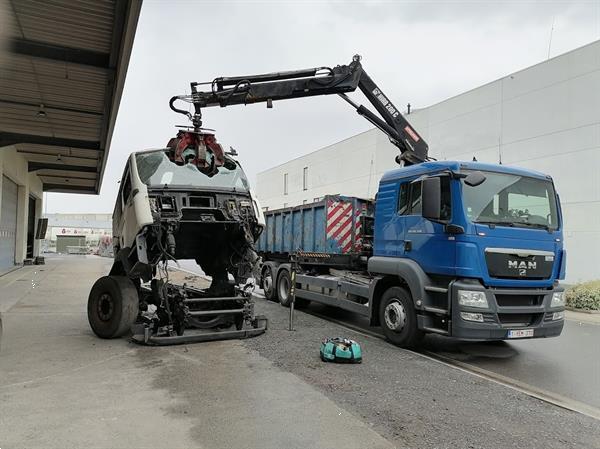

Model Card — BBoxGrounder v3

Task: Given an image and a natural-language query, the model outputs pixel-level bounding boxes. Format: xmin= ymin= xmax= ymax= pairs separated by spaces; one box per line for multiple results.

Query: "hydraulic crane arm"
xmin=169 ymin=55 xmax=429 ymax=165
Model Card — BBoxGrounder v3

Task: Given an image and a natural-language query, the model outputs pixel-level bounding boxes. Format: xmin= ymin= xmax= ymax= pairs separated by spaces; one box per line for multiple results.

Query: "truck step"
xmin=421 ymin=326 xmax=449 ymax=335
xmin=422 ymin=306 xmax=449 ymax=315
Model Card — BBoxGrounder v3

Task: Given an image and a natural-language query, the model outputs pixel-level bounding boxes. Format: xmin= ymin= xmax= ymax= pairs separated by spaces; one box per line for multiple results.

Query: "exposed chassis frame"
xmin=130 ymin=283 xmax=267 ymax=346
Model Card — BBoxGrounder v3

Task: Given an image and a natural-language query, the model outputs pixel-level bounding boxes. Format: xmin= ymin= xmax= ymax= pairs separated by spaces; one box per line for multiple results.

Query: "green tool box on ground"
xmin=320 ymin=337 xmax=362 ymax=363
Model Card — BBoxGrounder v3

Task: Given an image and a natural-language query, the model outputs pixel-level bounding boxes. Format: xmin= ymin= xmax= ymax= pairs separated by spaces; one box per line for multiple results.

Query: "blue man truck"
xmin=257 ymin=163 xmax=566 ymax=347
xmin=171 ymin=55 xmax=566 ymax=347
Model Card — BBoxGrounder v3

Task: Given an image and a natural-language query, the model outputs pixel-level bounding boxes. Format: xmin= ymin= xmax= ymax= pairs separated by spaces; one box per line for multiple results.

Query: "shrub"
xmin=565 ymin=280 xmax=600 ymax=311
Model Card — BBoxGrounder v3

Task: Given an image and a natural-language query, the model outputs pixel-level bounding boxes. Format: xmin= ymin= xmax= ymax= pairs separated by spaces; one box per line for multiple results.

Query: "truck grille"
xmin=495 ymin=294 xmax=544 ymax=307
xmin=485 ymin=249 xmax=553 ymax=280
xmin=498 ymin=313 xmax=543 ymax=327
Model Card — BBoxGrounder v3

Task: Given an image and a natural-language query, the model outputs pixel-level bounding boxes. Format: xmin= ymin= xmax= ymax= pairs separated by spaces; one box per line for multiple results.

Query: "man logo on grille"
xmin=509 ymin=260 xmax=536 ymax=275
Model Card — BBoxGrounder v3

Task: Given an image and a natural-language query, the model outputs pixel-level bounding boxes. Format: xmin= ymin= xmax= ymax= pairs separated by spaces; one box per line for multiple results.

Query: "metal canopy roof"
xmin=0 ymin=0 xmax=142 ymax=194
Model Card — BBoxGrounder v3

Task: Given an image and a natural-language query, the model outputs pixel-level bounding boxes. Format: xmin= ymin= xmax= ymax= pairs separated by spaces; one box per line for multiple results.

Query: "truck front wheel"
xmin=88 ymin=275 xmax=139 ymax=339
xmin=379 ymin=286 xmax=423 ymax=347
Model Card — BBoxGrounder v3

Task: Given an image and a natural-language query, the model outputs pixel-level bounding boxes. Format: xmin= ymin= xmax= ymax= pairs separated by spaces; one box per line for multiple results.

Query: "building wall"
xmin=43 ymin=213 xmax=112 ymax=249
xmin=0 ymin=146 xmax=44 ymax=267
xmin=257 ymin=130 xmax=381 ymax=209
xmin=256 ymin=41 xmax=600 ymax=283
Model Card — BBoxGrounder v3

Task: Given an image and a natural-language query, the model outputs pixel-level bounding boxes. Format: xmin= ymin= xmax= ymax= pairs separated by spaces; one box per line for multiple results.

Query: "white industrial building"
xmin=44 ymin=213 xmax=112 ymax=253
xmin=256 ymin=40 xmax=600 ymax=283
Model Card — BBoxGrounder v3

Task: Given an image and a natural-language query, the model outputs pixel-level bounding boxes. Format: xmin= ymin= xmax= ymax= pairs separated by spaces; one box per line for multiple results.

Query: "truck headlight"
xmin=551 ymin=291 xmax=565 ymax=308
xmin=458 ymin=290 xmax=489 ymax=309
xmin=552 ymin=311 xmax=565 ymax=321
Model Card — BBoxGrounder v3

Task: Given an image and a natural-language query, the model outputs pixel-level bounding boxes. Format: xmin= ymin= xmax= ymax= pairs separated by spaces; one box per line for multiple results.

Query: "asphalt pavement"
xmin=2 ymin=256 xmax=599 ymax=448
xmin=245 ymin=297 xmax=600 ymax=449
xmin=175 ymin=258 xmax=600 ymax=415
xmin=0 ymin=256 xmax=393 ymax=449
xmin=423 ymin=319 xmax=600 ymax=411
xmin=291 ymin=298 xmax=600 ymax=416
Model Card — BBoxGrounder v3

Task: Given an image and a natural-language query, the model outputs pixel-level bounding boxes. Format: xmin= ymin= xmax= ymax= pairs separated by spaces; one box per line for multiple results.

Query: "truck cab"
xmin=371 ymin=160 xmax=566 ymax=341
xmin=87 ymin=135 xmax=268 ymax=343
xmin=111 ymin=147 xmax=265 ymax=287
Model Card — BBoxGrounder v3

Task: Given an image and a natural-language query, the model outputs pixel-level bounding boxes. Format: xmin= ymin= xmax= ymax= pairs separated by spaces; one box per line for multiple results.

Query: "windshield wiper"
xmin=474 ymin=220 xmax=514 ymax=228
xmin=512 ymin=221 xmax=551 ymax=231
xmin=475 ymin=219 xmax=552 ymax=232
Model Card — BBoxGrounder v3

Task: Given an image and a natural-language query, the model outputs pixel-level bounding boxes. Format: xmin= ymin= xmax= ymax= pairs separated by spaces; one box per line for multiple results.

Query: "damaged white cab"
xmin=87 ymin=131 xmax=267 ymax=344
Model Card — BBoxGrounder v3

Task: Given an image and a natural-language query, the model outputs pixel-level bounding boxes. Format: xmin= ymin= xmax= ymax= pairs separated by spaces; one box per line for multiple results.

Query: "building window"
xmin=283 ymin=203 xmax=288 ymax=208
xmin=303 ymin=167 xmax=308 ymax=191
xmin=302 ymin=199 xmax=308 ymax=205
xmin=284 ymin=173 xmax=288 ymax=195
xmin=262 ymin=206 xmax=269 ymax=212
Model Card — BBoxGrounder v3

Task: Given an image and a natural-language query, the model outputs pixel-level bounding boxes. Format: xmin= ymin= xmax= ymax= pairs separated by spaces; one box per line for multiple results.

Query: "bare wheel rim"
xmin=97 ymin=293 xmax=114 ymax=321
xmin=384 ymin=299 xmax=406 ymax=332
xmin=279 ymin=276 xmax=290 ymax=301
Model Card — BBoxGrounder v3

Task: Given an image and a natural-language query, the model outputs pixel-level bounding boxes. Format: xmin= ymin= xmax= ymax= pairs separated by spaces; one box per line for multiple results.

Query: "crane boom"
xmin=169 ymin=55 xmax=429 ymax=165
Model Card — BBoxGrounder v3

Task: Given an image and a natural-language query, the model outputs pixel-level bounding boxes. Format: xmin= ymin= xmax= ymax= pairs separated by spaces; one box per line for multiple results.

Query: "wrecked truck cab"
xmin=111 ymin=147 xmax=264 ymax=287
xmin=88 ymin=130 xmax=267 ymax=344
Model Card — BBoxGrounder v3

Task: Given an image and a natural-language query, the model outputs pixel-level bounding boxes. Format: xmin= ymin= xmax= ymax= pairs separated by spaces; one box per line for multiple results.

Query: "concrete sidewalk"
xmin=0 ymin=255 xmax=393 ymax=449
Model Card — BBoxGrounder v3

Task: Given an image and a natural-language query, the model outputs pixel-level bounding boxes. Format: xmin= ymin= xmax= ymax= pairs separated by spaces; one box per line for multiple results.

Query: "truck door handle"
xmin=404 ymin=240 xmax=412 ymax=252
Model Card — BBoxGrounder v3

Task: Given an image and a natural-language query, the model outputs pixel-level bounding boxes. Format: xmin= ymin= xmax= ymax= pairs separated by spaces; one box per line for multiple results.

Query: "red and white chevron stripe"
xmin=326 ymin=199 xmax=364 ymax=254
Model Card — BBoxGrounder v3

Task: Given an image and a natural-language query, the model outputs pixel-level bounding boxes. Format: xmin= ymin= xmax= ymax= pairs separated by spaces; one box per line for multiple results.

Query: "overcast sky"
xmin=45 ymin=0 xmax=600 ymax=213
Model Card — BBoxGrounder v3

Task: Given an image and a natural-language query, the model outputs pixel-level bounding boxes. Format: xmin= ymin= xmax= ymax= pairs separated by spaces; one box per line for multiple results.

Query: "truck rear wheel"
xmin=88 ymin=275 xmax=139 ymax=339
xmin=277 ymin=269 xmax=308 ymax=308
xmin=277 ymin=269 xmax=293 ymax=307
xmin=379 ymin=286 xmax=423 ymax=348
xmin=262 ymin=265 xmax=278 ymax=301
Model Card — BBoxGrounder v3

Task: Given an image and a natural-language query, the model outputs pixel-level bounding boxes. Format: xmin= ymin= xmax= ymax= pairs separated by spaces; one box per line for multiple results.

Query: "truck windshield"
xmin=462 ymin=171 xmax=559 ymax=230
xmin=135 ymin=150 xmax=249 ymax=191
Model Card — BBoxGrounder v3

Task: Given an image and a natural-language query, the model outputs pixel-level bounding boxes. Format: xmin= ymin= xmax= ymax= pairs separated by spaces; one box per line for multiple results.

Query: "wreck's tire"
xmin=262 ymin=265 xmax=277 ymax=302
xmin=379 ymin=286 xmax=423 ymax=348
xmin=88 ymin=275 xmax=139 ymax=339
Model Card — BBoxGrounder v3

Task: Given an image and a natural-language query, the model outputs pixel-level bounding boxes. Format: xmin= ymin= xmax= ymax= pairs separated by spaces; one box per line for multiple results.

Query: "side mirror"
xmin=422 ymin=177 xmax=441 ymax=221
xmin=464 ymin=171 xmax=486 ymax=187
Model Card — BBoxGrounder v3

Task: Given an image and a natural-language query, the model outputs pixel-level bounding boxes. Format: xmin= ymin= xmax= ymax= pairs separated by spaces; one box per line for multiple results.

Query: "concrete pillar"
xmin=33 ymin=194 xmax=43 ymax=257
xmin=14 ymin=183 xmax=28 ymax=264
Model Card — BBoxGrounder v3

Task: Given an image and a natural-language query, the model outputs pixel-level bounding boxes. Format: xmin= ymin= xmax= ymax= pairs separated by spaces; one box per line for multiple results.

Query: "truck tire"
xmin=262 ymin=265 xmax=278 ymax=302
xmin=277 ymin=269 xmax=293 ymax=307
xmin=379 ymin=286 xmax=423 ymax=348
xmin=88 ymin=275 xmax=139 ymax=339
xmin=277 ymin=269 xmax=308 ymax=308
